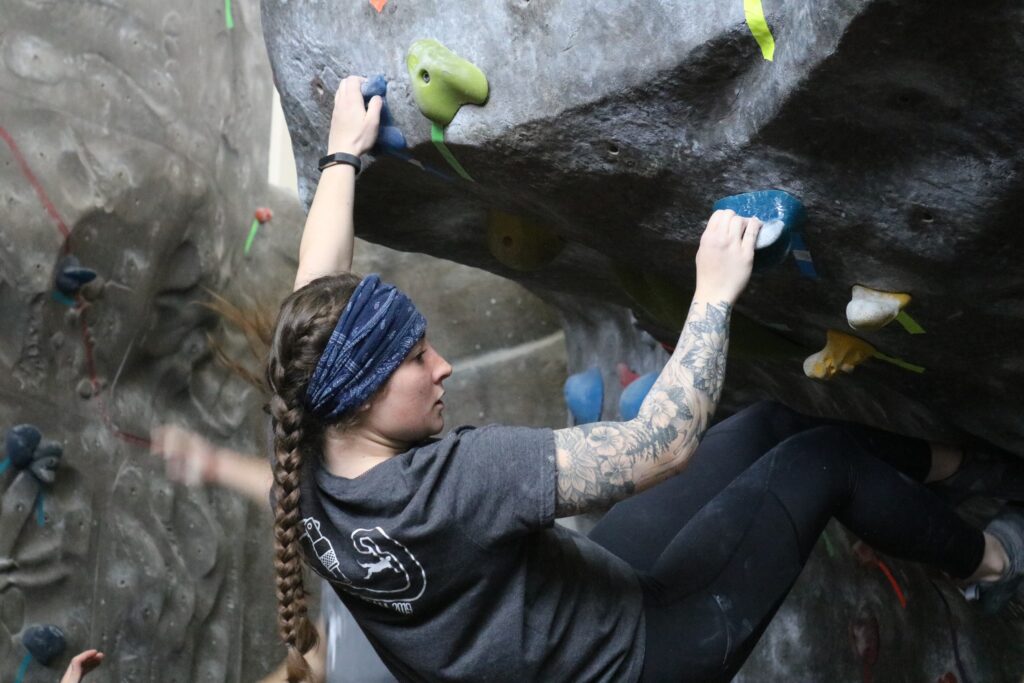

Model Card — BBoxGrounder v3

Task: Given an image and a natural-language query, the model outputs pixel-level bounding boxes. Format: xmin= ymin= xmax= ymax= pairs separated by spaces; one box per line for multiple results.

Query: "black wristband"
xmin=318 ymin=152 xmax=361 ymax=175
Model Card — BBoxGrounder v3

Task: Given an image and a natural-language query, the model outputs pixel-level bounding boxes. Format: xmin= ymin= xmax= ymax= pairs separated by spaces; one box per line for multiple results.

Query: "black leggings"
xmin=587 ymin=401 xmax=986 ymax=683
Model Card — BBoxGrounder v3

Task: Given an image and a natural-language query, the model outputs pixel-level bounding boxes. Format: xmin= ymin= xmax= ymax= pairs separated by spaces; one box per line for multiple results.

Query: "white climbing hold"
xmin=846 ymin=285 xmax=912 ymax=332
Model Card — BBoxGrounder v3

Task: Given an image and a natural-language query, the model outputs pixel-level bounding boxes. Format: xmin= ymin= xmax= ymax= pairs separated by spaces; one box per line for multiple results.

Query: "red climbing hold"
xmin=936 ymin=673 xmax=958 ymax=683
xmin=616 ymin=363 xmax=639 ymax=388
xmin=254 ymin=207 xmax=273 ymax=223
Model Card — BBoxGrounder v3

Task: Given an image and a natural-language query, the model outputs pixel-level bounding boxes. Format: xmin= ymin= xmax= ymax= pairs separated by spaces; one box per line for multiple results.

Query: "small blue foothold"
xmin=564 ymin=367 xmax=604 ymax=425
xmin=361 ymin=75 xmax=407 ymax=153
xmin=6 ymin=424 xmax=41 ymax=470
xmin=618 ymin=372 xmax=659 ymax=421
xmin=22 ymin=624 xmax=66 ymax=665
xmin=54 ymin=255 xmax=97 ymax=297
xmin=712 ymin=190 xmax=807 ymax=271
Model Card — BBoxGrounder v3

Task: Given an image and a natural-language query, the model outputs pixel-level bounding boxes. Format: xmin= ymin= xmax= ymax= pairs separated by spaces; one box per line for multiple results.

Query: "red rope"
xmin=0 ymin=125 xmax=71 ymax=245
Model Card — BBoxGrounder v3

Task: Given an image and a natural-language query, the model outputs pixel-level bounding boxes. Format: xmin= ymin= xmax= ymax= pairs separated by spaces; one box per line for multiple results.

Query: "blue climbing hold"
xmin=712 ymin=190 xmax=807 ymax=271
xmin=54 ymin=255 xmax=97 ymax=297
xmin=362 ymin=75 xmax=407 ymax=153
xmin=22 ymin=624 xmax=66 ymax=665
xmin=6 ymin=424 xmax=41 ymax=470
xmin=618 ymin=371 xmax=659 ymax=421
xmin=564 ymin=367 xmax=604 ymax=425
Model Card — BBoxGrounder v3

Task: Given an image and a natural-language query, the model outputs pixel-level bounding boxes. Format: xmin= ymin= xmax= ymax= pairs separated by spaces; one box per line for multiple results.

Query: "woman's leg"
xmin=589 ymin=400 xmax=933 ymax=571
xmin=638 ymin=426 xmax=986 ymax=683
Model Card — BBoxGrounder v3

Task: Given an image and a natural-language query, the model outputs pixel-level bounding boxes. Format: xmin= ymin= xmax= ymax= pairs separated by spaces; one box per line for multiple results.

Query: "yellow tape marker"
xmin=744 ymin=0 xmax=776 ymax=61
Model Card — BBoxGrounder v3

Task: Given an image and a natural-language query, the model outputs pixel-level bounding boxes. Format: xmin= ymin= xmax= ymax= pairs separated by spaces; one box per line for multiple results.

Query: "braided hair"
xmin=265 ymin=272 xmax=362 ymax=682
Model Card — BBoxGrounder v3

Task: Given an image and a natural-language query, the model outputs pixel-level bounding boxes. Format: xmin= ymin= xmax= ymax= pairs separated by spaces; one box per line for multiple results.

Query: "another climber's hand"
xmin=60 ymin=649 xmax=104 ymax=683
xmin=327 ymin=75 xmax=383 ymax=157
xmin=151 ymin=424 xmax=219 ymax=486
xmin=693 ymin=210 xmax=760 ymax=304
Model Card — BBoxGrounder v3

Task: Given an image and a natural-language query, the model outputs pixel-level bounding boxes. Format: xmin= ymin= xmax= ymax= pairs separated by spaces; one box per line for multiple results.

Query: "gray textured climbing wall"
xmin=262 ymin=0 xmax=1024 ymax=680
xmin=0 ymin=0 xmax=565 ymax=679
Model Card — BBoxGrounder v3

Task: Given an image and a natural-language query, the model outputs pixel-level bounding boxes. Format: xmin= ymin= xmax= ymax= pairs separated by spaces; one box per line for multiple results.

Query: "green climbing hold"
xmin=487 ymin=210 xmax=564 ymax=271
xmin=406 ymin=39 xmax=488 ymax=126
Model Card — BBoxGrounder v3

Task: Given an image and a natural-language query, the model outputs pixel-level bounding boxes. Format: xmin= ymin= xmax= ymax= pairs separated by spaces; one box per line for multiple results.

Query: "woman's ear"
xmin=358 ymin=402 xmax=372 ymax=413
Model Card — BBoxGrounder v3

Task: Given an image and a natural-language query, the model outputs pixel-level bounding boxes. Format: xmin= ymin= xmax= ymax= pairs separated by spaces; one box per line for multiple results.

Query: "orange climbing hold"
xmin=370 ymin=0 xmax=388 ymax=12
xmin=803 ymin=329 xmax=875 ymax=380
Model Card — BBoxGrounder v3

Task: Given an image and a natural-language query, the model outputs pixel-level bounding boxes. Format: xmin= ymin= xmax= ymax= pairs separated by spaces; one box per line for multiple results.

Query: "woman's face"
xmin=361 ymin=336 xmax=453 ymax=443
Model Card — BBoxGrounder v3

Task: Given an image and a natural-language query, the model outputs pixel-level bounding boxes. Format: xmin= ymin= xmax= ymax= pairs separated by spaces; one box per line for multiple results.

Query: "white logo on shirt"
xmin=301 ymin=517 xmax=427 ymax=613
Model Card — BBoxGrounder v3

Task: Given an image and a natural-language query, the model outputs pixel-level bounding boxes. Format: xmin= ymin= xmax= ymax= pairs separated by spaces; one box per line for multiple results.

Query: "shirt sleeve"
xmin=442 ymin=424 xmax=557 ymax=549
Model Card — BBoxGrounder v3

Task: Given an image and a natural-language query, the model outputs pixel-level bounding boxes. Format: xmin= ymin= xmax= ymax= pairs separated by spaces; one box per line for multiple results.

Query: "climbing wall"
xmin=262 ymin=0 xmax=1024 ymax=680
xmin=0 ymin=0 xmax=566 ymax=680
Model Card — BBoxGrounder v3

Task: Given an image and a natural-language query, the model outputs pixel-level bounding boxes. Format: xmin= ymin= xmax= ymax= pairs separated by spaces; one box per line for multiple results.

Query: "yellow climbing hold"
xmin=744 ymin=0 xmax=776 ymax=61
xmin=487 ymin=210 xmax=564 ymax=271
xmin=803 ymin=329 xmax=876 ymax=380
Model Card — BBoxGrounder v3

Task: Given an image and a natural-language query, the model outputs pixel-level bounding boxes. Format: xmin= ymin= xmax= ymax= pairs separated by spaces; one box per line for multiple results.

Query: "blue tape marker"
xmin=35 ymin=493 xmax=45 ymax=526
xmin=385 ymin=149 xmax=457 ymax=183
xmin=0 ymin=457 xmax=8 ymax=474
xmin=789 ymin=232 xmax=818 ymax=279
xmin=50 ymin=290 xmax=76 ymax=307
xmin=14 ymin=653 xmax=31 ymax=683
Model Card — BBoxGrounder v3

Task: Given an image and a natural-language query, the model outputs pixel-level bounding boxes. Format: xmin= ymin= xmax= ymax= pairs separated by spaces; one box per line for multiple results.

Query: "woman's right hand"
xmin=151 ymin=424 xmax=219 ymax=487
xmin=692 ymin=209 xmax=761 ymax=305
xmin=327 ymin=75 xmax=383 ymax=157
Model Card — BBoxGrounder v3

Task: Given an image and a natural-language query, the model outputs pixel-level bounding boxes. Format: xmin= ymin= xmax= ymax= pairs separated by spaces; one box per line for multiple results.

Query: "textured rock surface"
xmin=263 ymin=0 xmax=1024 ymax=679
xmin=264 ymin=0 xmax=1024 ymax=452
xmin=0 ymin=0 xmax=565 ymax=680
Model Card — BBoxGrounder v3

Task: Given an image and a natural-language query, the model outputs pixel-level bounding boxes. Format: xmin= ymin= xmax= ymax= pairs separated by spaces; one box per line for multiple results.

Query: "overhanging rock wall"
xmin=263 ymin=0 xmax=1024 ymax=679
xmin=264 ymin=0 xmax=1024 ymax=452
xmin=0 ymin=0 xmax=566 ymax=679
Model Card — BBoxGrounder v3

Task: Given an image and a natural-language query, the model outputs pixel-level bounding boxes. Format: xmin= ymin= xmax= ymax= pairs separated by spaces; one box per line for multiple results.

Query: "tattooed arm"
xmin=553 ymin=210 xmax=761 ymax=517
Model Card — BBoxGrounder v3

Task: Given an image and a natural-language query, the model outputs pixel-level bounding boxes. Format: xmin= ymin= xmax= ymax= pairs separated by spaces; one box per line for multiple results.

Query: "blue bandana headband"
xmin=305 ymin=274 xmax=427 ymax=421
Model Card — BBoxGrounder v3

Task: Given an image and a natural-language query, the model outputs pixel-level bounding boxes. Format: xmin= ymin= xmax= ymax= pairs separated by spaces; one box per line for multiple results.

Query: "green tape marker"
xmin=895 ymin=310 xmax=925 ymax=334
xmin=225 ymin=0 xmax=235 ymax=29
xmin=821 ymin=529 xmax=836 ymax=558
xmin=431 ymin=123 xmax=474 ymax=182
xmin=244 ymin=218 xmax=260 ymax=255
xmin=872 ymin=351 xmax=926 ymax=374
xmin=743 ymin=0 xmax=775 ymax=61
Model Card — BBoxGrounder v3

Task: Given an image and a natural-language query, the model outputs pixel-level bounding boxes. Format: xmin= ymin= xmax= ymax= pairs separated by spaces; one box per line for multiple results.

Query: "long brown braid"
xmin=265 ymin=272 xmax=362 ymax=682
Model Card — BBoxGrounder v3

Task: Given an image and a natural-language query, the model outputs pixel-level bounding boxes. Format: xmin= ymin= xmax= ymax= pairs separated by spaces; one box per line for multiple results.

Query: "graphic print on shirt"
xmin=301 ymin=517 xmax=427 ymax=614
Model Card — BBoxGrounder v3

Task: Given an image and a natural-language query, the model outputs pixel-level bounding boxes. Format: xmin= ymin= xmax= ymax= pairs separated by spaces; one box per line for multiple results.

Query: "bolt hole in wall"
xmin=912 ymin=207 xmax=936 ymax=225
xmin=421 ymin=70 xmax=430 ymax=83
xmin=608 ymin=143 xmax=619 ymax=156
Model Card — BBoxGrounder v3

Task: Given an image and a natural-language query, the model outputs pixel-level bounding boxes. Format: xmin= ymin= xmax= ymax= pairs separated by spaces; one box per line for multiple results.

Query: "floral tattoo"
xmin=554 ymin=301 xmax=732 ymax=516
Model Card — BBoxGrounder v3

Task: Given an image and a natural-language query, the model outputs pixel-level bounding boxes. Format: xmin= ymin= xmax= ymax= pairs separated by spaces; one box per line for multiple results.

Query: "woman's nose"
xmin=436 ymin=355 xmax=453 ymax=381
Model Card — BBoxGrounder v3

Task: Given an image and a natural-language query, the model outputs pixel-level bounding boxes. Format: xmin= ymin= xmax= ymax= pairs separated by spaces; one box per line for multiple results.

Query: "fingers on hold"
xmin=743 ymin=217 xmax=762 ymax=247
xmin=727 ymin=214 xmax=747 ymax=238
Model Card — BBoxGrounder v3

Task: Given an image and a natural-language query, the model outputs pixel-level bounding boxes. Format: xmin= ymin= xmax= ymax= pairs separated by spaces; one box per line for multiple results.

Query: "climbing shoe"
xmin=971 ymin=505 xmax=1024 ymax=615
xmin=931 ymin=445 xmax=1024 ymax=505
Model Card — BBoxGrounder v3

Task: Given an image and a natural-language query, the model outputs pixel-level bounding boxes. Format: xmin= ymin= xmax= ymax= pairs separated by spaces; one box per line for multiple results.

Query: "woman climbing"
xmin=262 ymin=75 xmax=1024 ymax=682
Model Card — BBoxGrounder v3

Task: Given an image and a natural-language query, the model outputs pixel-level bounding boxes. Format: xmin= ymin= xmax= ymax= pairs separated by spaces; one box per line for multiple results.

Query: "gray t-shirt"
xmin=297 ymin=424 xmax=646 ymax=682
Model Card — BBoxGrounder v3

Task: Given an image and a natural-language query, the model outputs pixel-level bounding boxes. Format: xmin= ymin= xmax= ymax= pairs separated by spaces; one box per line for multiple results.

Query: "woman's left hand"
xmin=327 ymin=75 xmax=383 ymax=157
xmin=60 ymin=650 xmax=104 ymax=683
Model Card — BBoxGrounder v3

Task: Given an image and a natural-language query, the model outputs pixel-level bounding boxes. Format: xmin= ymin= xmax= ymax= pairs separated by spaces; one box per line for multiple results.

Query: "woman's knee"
xmin=718 ymin=400 xmax=808 ymax=442
xmin=767 ymin=426 xmax=860 ymax=486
